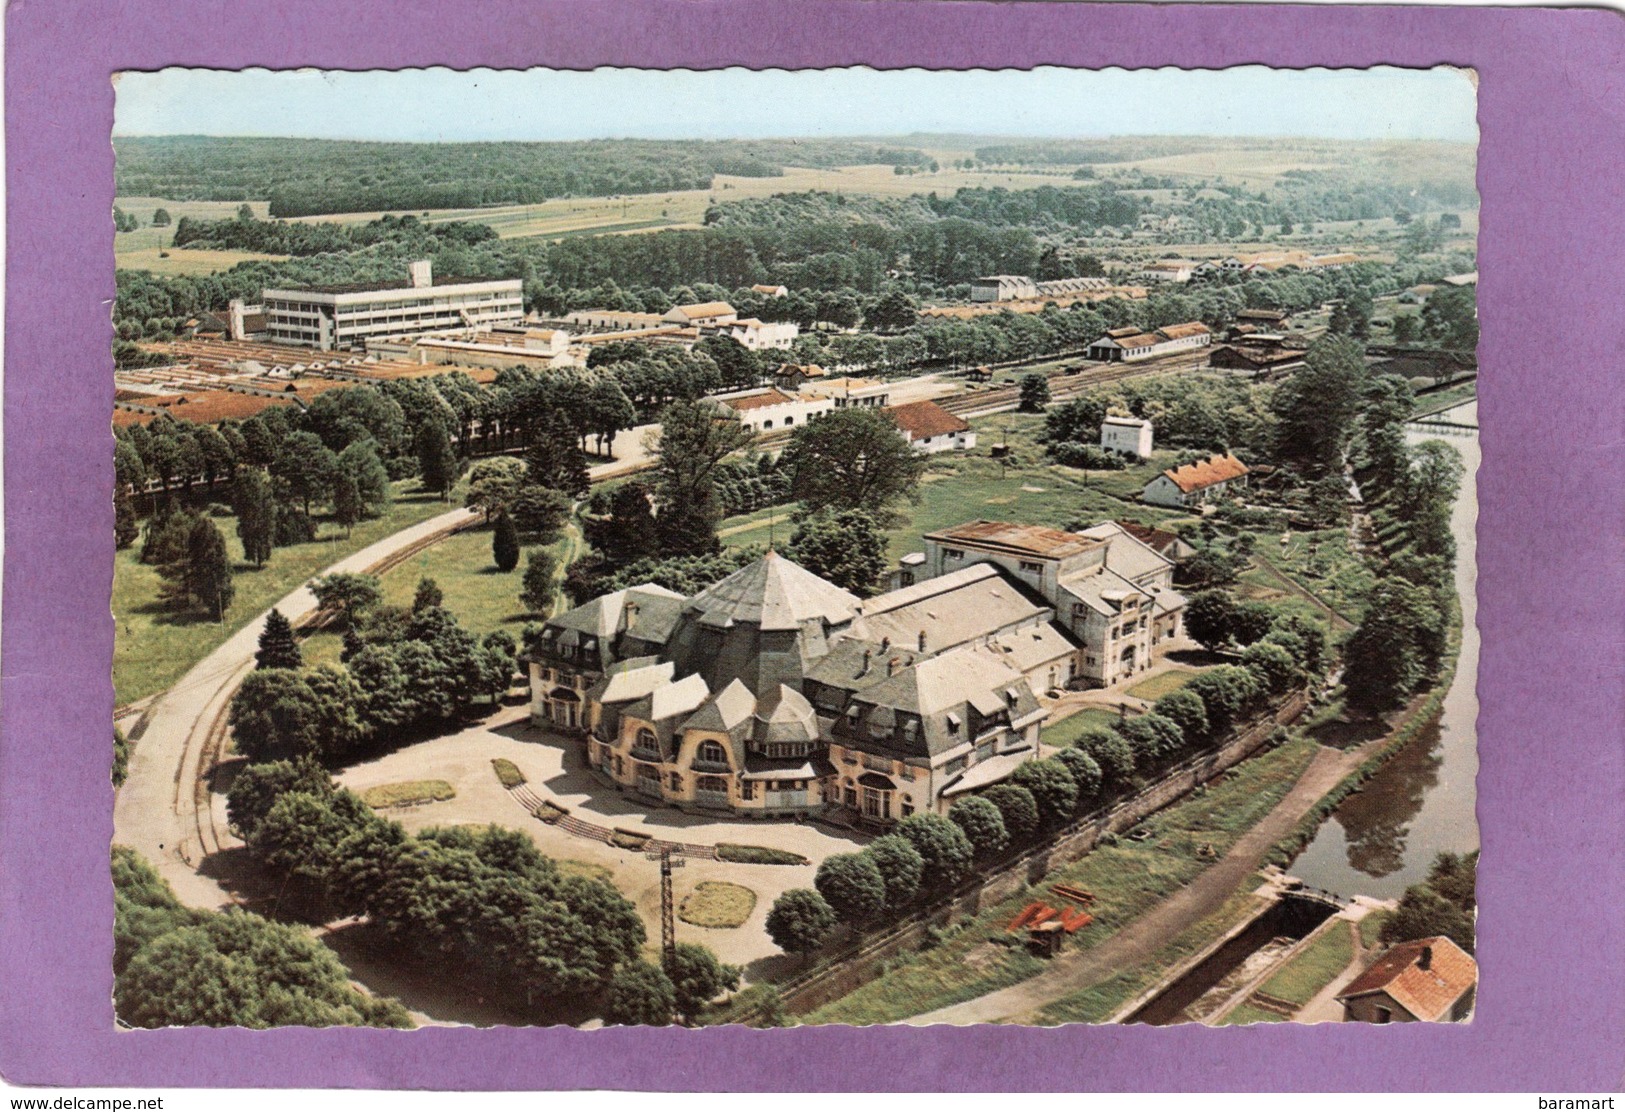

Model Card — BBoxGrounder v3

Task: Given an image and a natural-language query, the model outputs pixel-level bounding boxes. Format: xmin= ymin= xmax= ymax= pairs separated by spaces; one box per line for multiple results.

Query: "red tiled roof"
xmin=723 ymin=388 xmax=797 ymax=412
xmin=669 ymin=301 xmax=735 ymax=320
xmin=1338 ymin=937 xmax=1477 ymax=1021
xmin=1162 ymin=453 xmax=1250 ymax=494
xmin=887 ymin=399 xmax=970 ymax=441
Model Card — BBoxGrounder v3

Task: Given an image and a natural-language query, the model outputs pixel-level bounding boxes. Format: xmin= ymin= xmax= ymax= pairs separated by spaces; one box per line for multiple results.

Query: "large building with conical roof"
xmin=524 ymin=544 xmax=1079 ymax=823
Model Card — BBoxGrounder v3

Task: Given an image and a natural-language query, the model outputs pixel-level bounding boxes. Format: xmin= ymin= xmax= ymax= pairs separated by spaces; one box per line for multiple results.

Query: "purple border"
xmin=5 ymin=0 xmax=1623 ymax=1091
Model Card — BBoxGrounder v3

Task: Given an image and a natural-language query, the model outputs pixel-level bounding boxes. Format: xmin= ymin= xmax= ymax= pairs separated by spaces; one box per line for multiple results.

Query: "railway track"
xmin=938 ymin=351 xmax=1217 ymax=419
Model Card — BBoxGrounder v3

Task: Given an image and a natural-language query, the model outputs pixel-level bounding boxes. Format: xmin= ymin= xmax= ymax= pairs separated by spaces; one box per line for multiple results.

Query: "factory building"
xmin=262 ymin=260 xmax=524 ymax=351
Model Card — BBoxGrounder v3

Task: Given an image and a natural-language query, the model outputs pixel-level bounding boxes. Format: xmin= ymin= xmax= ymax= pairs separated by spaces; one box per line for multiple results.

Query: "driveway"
xmin=112 ymin=506 xmax=478 ymax=911
xmin=333 ymin=706 xmax=866 ymax=972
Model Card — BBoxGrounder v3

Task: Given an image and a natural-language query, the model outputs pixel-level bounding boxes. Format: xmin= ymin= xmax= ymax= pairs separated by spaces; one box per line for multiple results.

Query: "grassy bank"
xmin=113 ymin=481 xmax=459 ymax=704
xmin=800 ymin=734 xmax=1319 ymax=1026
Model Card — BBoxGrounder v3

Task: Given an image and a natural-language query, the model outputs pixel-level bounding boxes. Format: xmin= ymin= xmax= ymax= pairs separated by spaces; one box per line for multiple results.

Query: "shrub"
xmin=894 ymin=813 xmax=975 ymax=889
xmin=1076 ymin=727 xmax=1136 ymax=788
xmin=715 ymin=844 xmax=808 ymax=865
xmin=603 ymin=961 xmax=676 ymax=1026
xmin=815 ymin=853 xmax=887 ymax=926
xmin=1115 ymin=712 xmax=1185 ymax=763
xmin=1010 ymin=758 xmax=1078 ymax=828
xmin=1053 ymin=747 xmax=1103 ymax=806
xmin=981 ymin=784 xmax=1041 ymax=844
xmin=948 ymin=796 xmax=1010 ymax=860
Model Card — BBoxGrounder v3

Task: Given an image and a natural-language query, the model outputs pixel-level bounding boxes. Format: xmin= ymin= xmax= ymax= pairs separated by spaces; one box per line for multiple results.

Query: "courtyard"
xmin=330 ymin=705 xmax=867 ymax=974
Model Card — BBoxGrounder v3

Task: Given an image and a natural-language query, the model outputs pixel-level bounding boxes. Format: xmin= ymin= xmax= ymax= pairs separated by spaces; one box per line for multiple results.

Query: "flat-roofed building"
xmin=799 ymin=376 xmax=891 ymax=409
xmin=262 ymin=260 xmax=523 ymax=351
xmin=1101 ymin=415 xmax=1154 ymax=458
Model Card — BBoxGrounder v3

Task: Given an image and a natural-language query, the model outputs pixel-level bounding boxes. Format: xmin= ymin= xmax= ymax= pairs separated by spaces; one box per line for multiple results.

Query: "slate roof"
xmin=684 ymin=550 xmax=860 ymax=633
xmin=851 ymin=564 xmax=1049 ymax=656
xmin=1337 ymin=937 xmax=1477 ymax=1021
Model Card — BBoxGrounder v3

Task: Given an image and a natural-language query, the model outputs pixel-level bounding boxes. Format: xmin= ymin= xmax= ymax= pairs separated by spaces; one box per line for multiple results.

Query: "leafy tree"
xmin=492 ymin=512 xmax=521 ymax=572
xmin=948 ymin=796 xmax=1009 ymax=860
xmin=782 ymin=509 xmax=887 ymax=596
xmin=667 ymin=943 xmax=740 ymax=1023
xmin=814 ymin=852 xmax=888 ymax=926
xmin=412 ymin=577 xmax=444 ymax=612
xmin=1018 ymin=373 xmax=1051 ymax=412
xmin=113 ymin=727 xmax=130 ymax=788
xmin=520 ymin=549 xmax=558 ymax=615
xmin=651 ymin=399 xmax=752 ymax=556
xmin=1183 ymin=589 xmax=1243 ymax=651
xmin=602 ymin=961 xmax=676 ymax=1026
xmin=585 ymin=479 xmax=659 ymax=564
xmin=157 ymin=515 xmax=234 ymax=619
xmin=1343 ymin=577 xmax=1447 ymax=714
xmin=228 ymin=669 xmax=321 ymax=763
xmin=866 ymin=289 xmax=918 ymax=332
xmin=1267 ymin=612 xmax=1330 ymax=677
xmin=864 ymin=834 xmax=924 ymax=910
xmin=1271 ymin=334 xmax=1368 ymax=475
xmin=255 ymin=609 xmax=303 ymax=671
xmin=415 ymin=421 xmax=460 ymax=501
xmin=1241 ymin=640 xmax=1300 ymax=694
xmin=465 ymin=457 xmax=528 ymax=521
xmin=1391 ymin=314 xmax=1420 ymax=345
xmin=1009 ymin=758 xmax=1078 ymax=829
xmin=271 ymin=430 xmax=339 ymax=515
xmin=1152 ymin=689 xmax=1209 ymax=744
xmin=781 ymin=407 xmax=924 ymax=520
xmin=309 ymin=572 xmax=382 ymax=629
xmin=981 ymin=784 xmax=1041 ymax=844
xmin=893 ymin=813 xmax=974 ymax=890
xmin=115 ymin=486 xmax=141 ymax=550
xmin=113 ymin=846 xmax=208 ymax=978
xmin=1381 ymin=851 xmax=1477 ymax=954
xmin=1116 ymin=712 xmax=1185 ymax=763
xmin=152 ymin=207 xmax=171 ymax=226
xmin=116 ymin=907 xmax=411 ymax=1029
xmin=331 ymin=471 xmax=364 ymax=537
xmin=273 ymin=501 xmax=318 ymax=546
xmin=1076 ymin=726 xmax=1136 ymax=789
xmin=226 ymin=758 xmax=334 ymax=840
xmin=1053 ymin=747 xmax=1103 ymax=805
xmin=1184 ymin=665 xmax=1262 ymax=731
xmin=505 ymin=485 xmax=570 ymax=546
xmin=695 ymin=335 xmax=762 ymax=390
xmin=522 ymin=409 xmax=590 ymax=497
xmin=1421 ymin=286 xmax=1478 ymax=350
xmin=237 ymin=203 xmax=255 ymax=222
xmin=765 ymin=888 xmax=837 ymax=956
xmin=336 ymin=439 xmax=392 ymax=516
xmin=232 ymin=469 xmax=277 ymax=567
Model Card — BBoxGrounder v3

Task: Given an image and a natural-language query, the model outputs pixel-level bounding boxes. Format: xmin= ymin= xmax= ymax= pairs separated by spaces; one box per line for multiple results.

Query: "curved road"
xmin=113 ymin=506 xmax=478 ymax=910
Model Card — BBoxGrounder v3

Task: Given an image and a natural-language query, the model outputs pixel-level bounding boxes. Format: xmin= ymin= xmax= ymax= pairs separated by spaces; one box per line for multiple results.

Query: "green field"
xmin=375 ymin=514 xmax=584 ymax=640
xmin=1254 ymin=920 xmax=1356 ymax=1008
xmin=1042 ymin=708 xmax=1124 ymax=748
xmin=113 ymin=481 xmax=455 ymax=705
xmin=801 ymin=734 xmax=1319 ymax=1025
xmin=1126 ymin=668 xmax=1197 ymax=702
xmin=113 ymin=196 xmax=285 ymax=275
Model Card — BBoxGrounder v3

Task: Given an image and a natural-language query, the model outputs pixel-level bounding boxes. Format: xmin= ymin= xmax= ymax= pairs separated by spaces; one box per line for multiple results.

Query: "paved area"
xmin=333 ymin=706 xmax=866 ymax=972
xmin=901 ymin=737 xmax=1388 ymax=1026
xmin=112 ymin=506 xmax=479 ymax=911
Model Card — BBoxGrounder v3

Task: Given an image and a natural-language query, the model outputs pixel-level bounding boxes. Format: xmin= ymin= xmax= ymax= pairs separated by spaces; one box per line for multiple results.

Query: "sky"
xmin=113 ymin=66 xmax=1478 ymax=144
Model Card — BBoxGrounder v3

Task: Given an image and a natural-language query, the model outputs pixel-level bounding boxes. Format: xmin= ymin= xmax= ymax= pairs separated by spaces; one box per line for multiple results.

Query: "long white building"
xmin=262 ymin=260 xmax=524 ymax=351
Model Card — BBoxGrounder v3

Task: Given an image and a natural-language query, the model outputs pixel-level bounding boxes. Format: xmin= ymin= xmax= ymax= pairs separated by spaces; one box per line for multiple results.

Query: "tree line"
xmin=765 ymin=599 xmax=1329 ymax=955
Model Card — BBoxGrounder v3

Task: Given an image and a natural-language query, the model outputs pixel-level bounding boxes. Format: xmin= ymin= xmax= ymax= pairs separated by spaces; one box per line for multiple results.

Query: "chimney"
xmin=917 ymin=629 xmax=927 ymax=652
xmin=880 ymin=636 xmax=890 ymax=651
xmin=1418 ymin=945 xmax=1433 ymax=971
xmin=408 ymin=259 xmax=433 ymax=289
xmin=888 ymin=657 xmax=900 ymax=677
xmin=860 ymin=649 xmax=872 ymax=677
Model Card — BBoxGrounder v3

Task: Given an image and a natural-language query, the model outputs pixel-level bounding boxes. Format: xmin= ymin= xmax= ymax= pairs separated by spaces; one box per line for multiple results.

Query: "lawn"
xmin=679 ymin=881 xmax=759 ymax=929
xmin=360 ymin=780 xmax=456 ymax=808
xmin=376 ymin=513 xmax=582 ymax=640
xmin=1030 ymin=878 xmax=1267 ymax=1026
xmin=1239 ymin=526 xmax=1372 ymax=624
xmin=1218 ymin=1001 xmax=1287 ymax=1026
xmin=1126 ymin=668 xmax=1197 ymax=702
xmin=1255 ymin=920 xmax=1356 ymax=1008
xmin=1042 ymin=708 xmax=1124 ymax=748
xmin=1356 ymin=907 xmax=1394 ymax=949
xmin=113 ymin=481 xmax=457 ymax=705
xmin=801 ymin=734 xmax=1320 ymax=1025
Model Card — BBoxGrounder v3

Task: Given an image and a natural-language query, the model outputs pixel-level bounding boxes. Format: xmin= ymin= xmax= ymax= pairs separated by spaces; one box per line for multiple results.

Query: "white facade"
xmin=719 ymin=317 xmax=799 ymax=351
xmin=263 ymin=260 xmax=524 ymax=351
xmin=715 ymin=387 xmax=834 ymax=434
xmin=970 ymin=275 xmax=1038 ymax=302
xmin=1086 ymin=323 xmax=1212 ymax=363
xmin=1101 ymin=416 xmax=1154 ymax=458
xmin=910 ymin=427 xmax=977 ymax=454
xmin=1136 ymin=261 xmax=1195 ymax=284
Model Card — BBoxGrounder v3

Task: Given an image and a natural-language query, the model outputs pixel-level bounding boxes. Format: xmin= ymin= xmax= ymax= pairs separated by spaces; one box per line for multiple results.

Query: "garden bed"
xmin=491 ymin=758 xmax=525 ymax=789
xmin=715 ymin=843 xmax=809 ymax=866
xmin=679 ymin=881 xmax=759 ymax=929
xmin=359 ymin=780 xmax=456 ymax=809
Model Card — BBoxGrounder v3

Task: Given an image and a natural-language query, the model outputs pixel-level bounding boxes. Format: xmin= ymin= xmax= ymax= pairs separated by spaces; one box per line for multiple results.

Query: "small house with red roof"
xmin=1336 ymin=936 xmax=1477 ymax=1024
xmin=888 ymin=400 xmax=976 ymax=454
xmin=1142 ymin=452 xmax=1251 ymax=508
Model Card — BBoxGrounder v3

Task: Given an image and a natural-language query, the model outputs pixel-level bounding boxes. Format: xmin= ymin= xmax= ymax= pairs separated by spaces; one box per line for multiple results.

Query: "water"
xmin=1286 ymin=408 xmax=1480 ymax=899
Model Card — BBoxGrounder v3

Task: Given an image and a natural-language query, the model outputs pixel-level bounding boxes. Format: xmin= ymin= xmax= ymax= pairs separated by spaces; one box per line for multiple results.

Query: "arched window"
xmin=762 ymin=419 xmax=774 ymax=430
xmin=635 ymin=728 xmax=658 ymax=754
xmin=696 ymin=740 xmax=728 ymax=767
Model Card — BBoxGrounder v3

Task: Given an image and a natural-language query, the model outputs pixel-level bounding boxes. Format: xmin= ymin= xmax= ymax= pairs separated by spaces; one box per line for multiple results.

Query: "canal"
xmin=1286 ymin=402 xmax=1480 ymax=899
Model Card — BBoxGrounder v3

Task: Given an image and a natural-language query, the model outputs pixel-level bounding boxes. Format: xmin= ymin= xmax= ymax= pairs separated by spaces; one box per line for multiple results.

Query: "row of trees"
xmin=764 ymin=603 xmax=1328 ymax=956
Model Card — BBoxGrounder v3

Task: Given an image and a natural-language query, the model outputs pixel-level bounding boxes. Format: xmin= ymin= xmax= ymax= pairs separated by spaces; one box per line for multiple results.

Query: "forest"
xmin=114 ymin=135 xmax=935 ymax=216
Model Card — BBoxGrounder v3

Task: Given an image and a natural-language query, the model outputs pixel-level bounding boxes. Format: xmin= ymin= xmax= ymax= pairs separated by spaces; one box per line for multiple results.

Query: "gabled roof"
xmin=1337 ymin=937 xmax=1477 ymax=1021
xmin=592 ymin=660 xmax=675 ymax=705
xmin=1159 ymin=453 xmax=1250 ymax=494
xmin=722 ymin=388 xmax=798 ymax=412
xmin=1155 ymin=321 xmax=1211 ymax=341
xmin=668 ymin=301 xmax=735 ymax=320
xmin=681 ymin=677 xmax=758 ymax=736
xmin=887 ymin=399 xmax=970 ymax=440
xmin=684 ymin=550 xmax=861 ymax=633
xmin=625 ymin=672 xmax=711 ymax=724
xmin=753 ymin=684 xmax=819 ymax=746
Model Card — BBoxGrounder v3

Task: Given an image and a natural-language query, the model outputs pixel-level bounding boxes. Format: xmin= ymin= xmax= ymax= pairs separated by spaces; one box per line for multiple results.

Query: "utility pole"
xmin=645 ymin=846 xmax=685 ymax=975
